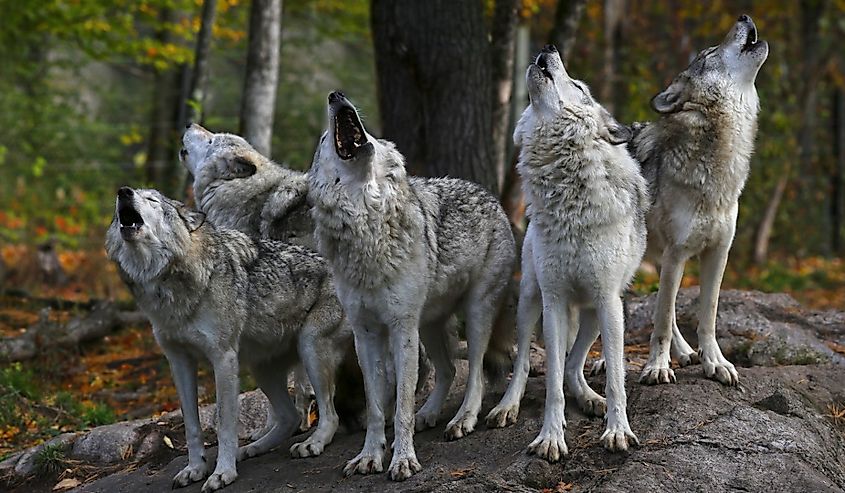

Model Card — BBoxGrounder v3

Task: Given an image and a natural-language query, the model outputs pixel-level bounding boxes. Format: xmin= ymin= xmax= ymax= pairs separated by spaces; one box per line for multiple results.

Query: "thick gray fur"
xmin=631 ymin=15 xmax=768 ymax=387
xmin=308 ymin=92 xmax=516 ymax=481
xmin=485 ymin=46 xmax=648 ymax=461
xmin=105 ymin=188 xmax=348 ymax=492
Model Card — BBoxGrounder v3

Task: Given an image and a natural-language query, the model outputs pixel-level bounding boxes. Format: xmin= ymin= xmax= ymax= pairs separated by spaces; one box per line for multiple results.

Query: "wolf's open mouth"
xmin=536 ymin=54 xmax=553 ymax=80
xmin=334 ymin=106 xmax=366 ymax=160
xmin=118 ymin=204 xmax=144 ymax=235
xmin=741 ymin=25 xmax=758 ymax=54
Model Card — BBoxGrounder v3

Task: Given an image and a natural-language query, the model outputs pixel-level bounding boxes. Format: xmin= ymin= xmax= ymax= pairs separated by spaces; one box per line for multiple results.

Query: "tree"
xmin=371 ymin=0 xmax=497 ymax=192
xmin=547 ymin=0 xmax=587 ymax=61
xmin=490 ymin=0 xmax=521 ymax=193
xmin=239 ymin=0 xmax=282 ymax=157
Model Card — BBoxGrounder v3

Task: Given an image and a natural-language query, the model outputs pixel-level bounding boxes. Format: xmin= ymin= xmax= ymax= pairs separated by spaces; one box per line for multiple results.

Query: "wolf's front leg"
xmin=598 ymin=294 xmax=638 ymax=451
xmin=202 ymin=350 xmax=240 ymax=492
xmin=640 ymin=250 xmax=686 ymax=385
xmin=527 ymin=296 xmax=570 ymax=463
xmin=343 ymin=326 xmax=388 ymax=477
xmin=388 ymin=314 xmax=422 ymax=481
xmin=697 ymin=242 xmax=739 ymax=386
xmin=486 ymin=249 xmax=541 ymax=428
xmin=163 ymin=348 xmax=209 ymax=489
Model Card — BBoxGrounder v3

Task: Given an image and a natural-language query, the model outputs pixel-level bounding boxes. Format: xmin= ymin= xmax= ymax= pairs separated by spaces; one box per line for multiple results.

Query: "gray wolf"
xmin=181 ymin=124 xmax=314 ymax=250
xmin=634 ymin=15 xmax=768 ymax=386
xmin=105 ymin=187 xmax=348 ymax=491
xmin=308 ymin=91 xmax=516 ymax=480
xmin=486 ymin=45 xmax=648 ymax=461
xmin=180 ymin=125 xmax=316 ymax=434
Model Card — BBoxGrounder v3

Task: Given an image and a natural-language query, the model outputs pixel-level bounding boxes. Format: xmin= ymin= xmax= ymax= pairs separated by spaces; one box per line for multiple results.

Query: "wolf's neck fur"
xmin=310 ymin=163 xmax=421 ymax=290
xmin=640 ymin=84 xmax=759 ymax=207
xmin=519 ymin=116 xmax=645 ymax=238
xmin=195 ymin=162 xmax=304 ymax=237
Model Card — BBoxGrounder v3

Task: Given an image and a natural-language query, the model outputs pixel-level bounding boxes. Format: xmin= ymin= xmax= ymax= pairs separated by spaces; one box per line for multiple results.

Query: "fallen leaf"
xmin=163 ymin=435 xmax=174 ymax=449
xmin=53 ymin=478 xmax=81 ymax=491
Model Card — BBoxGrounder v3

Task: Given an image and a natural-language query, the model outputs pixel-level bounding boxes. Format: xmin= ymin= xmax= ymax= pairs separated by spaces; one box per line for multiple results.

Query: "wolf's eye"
xmin=146 ymin=197 xmax=159 ymax=204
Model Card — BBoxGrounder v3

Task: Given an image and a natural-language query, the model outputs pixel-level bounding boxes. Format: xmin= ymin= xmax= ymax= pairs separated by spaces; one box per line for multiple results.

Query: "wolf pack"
xmin=105 ymin=15 xmax=768 ymax=491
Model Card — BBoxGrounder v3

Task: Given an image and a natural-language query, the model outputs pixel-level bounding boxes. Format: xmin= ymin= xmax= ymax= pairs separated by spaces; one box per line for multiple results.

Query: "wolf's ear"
xmin=177 ymin=206 xmax=206 ymax=232
xmin=221 ymin=156 xmax=257 ymax=180
xmin=651 ymin=79 xmax=688 ymax=114
xmin=599 ymin=109 xmax=632 ymax=145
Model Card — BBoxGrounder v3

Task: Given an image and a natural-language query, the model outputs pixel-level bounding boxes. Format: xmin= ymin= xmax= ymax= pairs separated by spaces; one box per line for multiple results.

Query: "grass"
xmin=34 ymin=442 xmax=68 ymax=476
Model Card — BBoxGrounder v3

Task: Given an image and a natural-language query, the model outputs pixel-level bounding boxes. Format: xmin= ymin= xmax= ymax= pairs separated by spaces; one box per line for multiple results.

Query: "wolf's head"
xmin=515 ymin=44 xmax=630 ymax=149
xmin=310 ymin=91 xmax=406 ymax=197
xmin=105 ymin=187 xmax=206 ymax=283
xmin=651 ymin=15 xmax=768 ymax=115
xmin=180 ymin=124 xmax=264 ymax=185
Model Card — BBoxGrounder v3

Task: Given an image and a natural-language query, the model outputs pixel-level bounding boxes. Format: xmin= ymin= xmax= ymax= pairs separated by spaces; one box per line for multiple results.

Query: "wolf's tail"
xmin=484 ymin=278 xmax=518 ymax=385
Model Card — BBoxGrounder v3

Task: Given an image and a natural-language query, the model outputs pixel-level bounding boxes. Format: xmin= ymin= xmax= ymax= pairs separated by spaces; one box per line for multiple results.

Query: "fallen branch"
xmin=0 ymin=301 xmax=148 ymax=362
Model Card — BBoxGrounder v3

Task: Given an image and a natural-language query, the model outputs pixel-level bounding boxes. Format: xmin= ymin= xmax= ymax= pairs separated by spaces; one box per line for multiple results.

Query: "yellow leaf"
xmin=53 ymin=478 xmax=81 ymax=491
xmin=163 ymin=435 xmax=174 ymax=449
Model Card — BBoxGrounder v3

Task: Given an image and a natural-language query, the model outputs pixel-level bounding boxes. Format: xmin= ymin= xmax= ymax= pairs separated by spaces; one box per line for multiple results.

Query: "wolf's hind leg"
xmin=238 ymin=359 xmax=299 ymax=462
xmin=670 ymin=322 xmax=700 ymax=367
xmin=415 ymin=318 xmax=456 ymax=431
xmin=293 ymin=364 xmax=315 ymax=432
xmin=486 ymin=244 xmax=540 ymax=428
xmin=697 ymin=242 xmax=739 ymax=386
xmin=291 ymin=327 xmax=341 ymax=458
xmin=564 ymin=308 xmax=605 ymax=417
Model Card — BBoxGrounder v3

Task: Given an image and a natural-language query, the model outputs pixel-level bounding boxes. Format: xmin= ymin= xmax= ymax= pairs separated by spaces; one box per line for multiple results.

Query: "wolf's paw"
xmin=700 ymin=348 xmax=739 ymax=386
xmin=589 ymin=358 xmax=606 ymax=376
xmin=576 ymin=392 xmax=607 ymax=418
xmin=485 ymin=403 xmax=519 ymax=428
xmin=444 ymin=413 xmax=477 ymax=440
xmin=236 ymin=444 xmax=260 ymax=462
xmin=600 ymin=425 xmax=639 ymax=452
xmin=290 ymin=436 xmax=327 ymax=458
xmin=388 ymin=454 xmax=422 ymax=481
xmin=343 ymin=449 xmax=385 ymax=477
xmin=172 ymin=461 xmax=209 ymax=488
xmin=200 ymin=468 xmax=237 ymax=492
xmin=639 ymin=363 xmax=676 ymax=385
xmin=414 ymin=409 xmax=439 ymax=431
xmin=676 ymin=350 xmax=700 ymax=368
xmin=527 ymin=426 xmax=568 ymax=463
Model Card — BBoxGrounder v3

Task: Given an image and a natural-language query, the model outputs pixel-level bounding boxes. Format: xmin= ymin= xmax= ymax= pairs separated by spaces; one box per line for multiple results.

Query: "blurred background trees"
xmin=0 ymin=0 xmax=843 ymax=300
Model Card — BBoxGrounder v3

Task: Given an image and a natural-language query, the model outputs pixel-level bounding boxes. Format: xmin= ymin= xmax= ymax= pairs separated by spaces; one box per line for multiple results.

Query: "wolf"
xmin=308 ymin=91 xmax=516 ymax=480
xmin=634 ymin=15 xmax=768 ymax=386
xmin=105 ymin=187 xmax=348 ymax=492
xmin=181 ymin=124 xmax=314 ymax=250
xmin=484 ymin=45 xmax=648 ymax=461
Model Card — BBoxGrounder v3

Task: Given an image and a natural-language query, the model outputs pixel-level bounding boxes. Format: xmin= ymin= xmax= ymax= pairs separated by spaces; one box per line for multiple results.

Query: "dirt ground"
xmin=67 ymin=365 xmax=845 ymax=493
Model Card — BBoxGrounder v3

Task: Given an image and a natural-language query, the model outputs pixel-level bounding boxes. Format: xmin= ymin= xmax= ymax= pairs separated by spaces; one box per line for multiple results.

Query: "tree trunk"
xmin=239 ymin=0 xmax=282 ymax=157
xmin=145 ymin=7 xmax=183 ymax=196
xmin=490 ymin=0 xmax=520 ymax=193
xmin=832 ymin=87 xmax=844 ymax=255
xmin=186 ymin=0 xmax=217 ymax=125
xmin=547 ymin=0 xmax=587 ymax=61
xmin=601 ymin=0 xmax=625 ymax=112
xmin=371 ymin=0 xmax=496 ymax=192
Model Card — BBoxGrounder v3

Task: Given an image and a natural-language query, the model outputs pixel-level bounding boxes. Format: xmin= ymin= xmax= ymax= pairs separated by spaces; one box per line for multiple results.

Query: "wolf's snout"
xmin=738 ymin=14 xmax=751 ymax=23
xmin=118 ymin=187 xmax=134 ymax=199
xmin=328 ymin=91 xmax=347 ymax=104
xmin=541 ymin=44 xmax=558 ymax=53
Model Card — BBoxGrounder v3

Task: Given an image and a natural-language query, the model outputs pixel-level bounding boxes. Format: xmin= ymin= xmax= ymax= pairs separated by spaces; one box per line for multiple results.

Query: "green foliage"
xmin=34 ymin=442 xmax=68 ymax=476
xmin=82 ymin=402 xmax=117 ymax=427
xmin=0 ymin=363 xmax=40 ymax=400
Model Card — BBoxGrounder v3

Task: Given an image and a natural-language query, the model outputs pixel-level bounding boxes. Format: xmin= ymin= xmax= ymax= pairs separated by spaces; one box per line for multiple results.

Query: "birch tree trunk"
xmin=239 ymin=0 xmax=282 ymax=157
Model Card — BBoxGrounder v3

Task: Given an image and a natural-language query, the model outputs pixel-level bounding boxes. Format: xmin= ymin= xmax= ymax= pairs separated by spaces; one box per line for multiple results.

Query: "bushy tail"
xmin=484 ymin=277 xmax=518 ymax=385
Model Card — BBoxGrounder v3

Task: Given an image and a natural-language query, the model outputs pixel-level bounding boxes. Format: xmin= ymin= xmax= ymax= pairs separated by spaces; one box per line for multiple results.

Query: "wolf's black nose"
xmin=738 ymin=14 xmax=751 ymax=23
xmin=118 ymin=187 xmax=134 ymax=199
xmin=185 ymin=123 xmax=192 ymax=129
xmin=328 ymin=91 xmax=346 ymax=104
xmin=542 ymin=44 xmax=558 ymax=53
